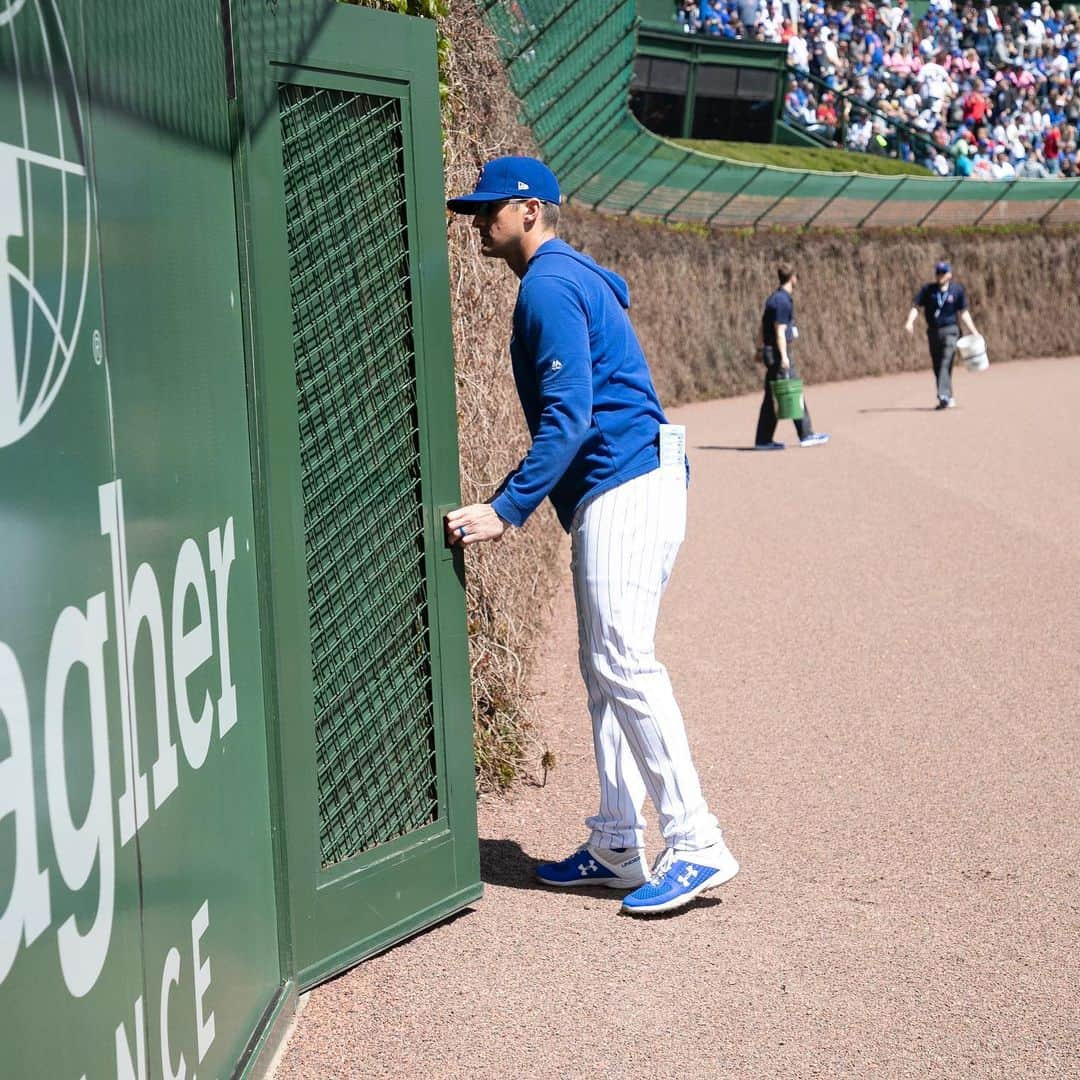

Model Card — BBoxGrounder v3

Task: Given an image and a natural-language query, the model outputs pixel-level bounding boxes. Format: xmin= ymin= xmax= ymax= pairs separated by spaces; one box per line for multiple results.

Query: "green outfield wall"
xmin=0 ymin=2 xmax=479 ymax=1076
xmin=481 ymin=0 xmax=1080 ymax=228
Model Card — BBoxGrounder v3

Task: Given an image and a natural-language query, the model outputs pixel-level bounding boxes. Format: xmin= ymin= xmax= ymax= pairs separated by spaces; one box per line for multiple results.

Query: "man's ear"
xmin=522 ymin=197 xmax=544 ymax=227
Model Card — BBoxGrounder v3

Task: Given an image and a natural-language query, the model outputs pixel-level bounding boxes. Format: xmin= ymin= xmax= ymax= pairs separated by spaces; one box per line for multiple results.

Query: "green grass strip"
xmin=674 ymin=138 xmax=932 ymax=176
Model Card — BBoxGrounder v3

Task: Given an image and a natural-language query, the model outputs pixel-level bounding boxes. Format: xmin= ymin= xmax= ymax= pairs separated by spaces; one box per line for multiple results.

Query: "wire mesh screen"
xmin=278 ymin=82 xmax=439 ymax=868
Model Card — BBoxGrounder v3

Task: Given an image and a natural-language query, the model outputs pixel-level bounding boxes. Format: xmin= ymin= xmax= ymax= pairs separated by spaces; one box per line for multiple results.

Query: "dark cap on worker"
xmin=446 ymin=156 xmax=560 ymax=212
xmin=935 ymin=260 xmax=951 ymax=274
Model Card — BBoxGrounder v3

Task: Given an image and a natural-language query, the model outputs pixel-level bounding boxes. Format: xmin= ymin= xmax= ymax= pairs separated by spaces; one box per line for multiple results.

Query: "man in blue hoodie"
xmin=445 ymin=157 xmax=738 ymax=915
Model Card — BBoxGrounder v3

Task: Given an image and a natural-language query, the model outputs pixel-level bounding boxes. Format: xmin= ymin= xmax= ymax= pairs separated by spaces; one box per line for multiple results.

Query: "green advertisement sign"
xmin=0 ymin=2 xmax=282 ymax=1075
xmin=2 ymin=2 xmax=482 ymax=1074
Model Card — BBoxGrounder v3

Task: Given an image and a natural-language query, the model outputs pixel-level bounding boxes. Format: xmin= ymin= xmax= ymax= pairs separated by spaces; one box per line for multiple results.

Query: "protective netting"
xmin=480 ymin=0 xmax=1080 ymax=227
xmin=278 ymin=82 xmax=439 ymax=867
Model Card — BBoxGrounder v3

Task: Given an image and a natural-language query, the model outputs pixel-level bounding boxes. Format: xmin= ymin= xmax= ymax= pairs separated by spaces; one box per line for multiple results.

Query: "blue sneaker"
xmin=621 ymin=842 xmax=739 ymax=915
xmin=536 ymin=845 xmax=647 ymax=889
xmin=799 ymin=432 xmax=830 ymax=447
xmin=754 ymin=440 xmax=785 ymax=450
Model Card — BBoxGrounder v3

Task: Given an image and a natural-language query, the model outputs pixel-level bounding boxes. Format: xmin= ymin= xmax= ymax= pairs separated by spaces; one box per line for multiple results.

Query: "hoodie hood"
xmin=529 ymin=238 xmax=631 ymax=309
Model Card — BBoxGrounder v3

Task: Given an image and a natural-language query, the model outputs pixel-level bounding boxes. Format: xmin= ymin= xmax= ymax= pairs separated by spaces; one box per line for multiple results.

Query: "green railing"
xmin=480 ymin=0 xmax=1080 ymax=228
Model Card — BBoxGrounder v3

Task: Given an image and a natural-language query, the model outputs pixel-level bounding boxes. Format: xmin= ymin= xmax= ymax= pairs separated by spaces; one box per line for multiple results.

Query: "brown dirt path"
xmin=275 ymin=358 xmax=1080 ymax=1080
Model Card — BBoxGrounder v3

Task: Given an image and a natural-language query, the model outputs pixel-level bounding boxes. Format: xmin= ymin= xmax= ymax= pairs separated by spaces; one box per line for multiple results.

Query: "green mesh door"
xmin=278 ymin=84 xmax=439 ymax=867
xmin=238 ymin=4 xmax=480 ymax=990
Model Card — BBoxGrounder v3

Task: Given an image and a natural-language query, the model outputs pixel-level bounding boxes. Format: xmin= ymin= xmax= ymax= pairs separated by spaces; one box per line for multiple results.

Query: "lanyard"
xmin=934 ymin=286 xmax=951 ymax=318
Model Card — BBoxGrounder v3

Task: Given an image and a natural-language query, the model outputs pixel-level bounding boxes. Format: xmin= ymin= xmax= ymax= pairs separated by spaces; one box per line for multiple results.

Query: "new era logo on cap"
xmin=446 ymin=156 xmax=560 ymax=212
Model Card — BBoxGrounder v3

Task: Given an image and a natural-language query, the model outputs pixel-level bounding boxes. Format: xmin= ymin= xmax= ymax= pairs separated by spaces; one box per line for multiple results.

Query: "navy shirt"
xmin=914 ymin=281 xmax=968 ymax=329
xmin=762 ymin=287 xmax=795 ymax=348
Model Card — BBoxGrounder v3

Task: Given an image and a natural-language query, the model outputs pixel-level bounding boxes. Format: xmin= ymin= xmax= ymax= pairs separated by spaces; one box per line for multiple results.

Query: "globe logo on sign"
xmin=0 ymin=0 xmax=92 ymax=448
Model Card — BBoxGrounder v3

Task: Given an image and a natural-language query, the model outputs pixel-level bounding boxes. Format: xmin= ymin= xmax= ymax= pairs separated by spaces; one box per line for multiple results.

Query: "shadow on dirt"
xmin=695 ymin=445 xmax=774 ymax=452
xmin=480 ymin=838 xmax=620 ymax=900
xmin=480 ymin=838 xmax=550 ymax=888
xmin=478 ymin=839 xmax=725 ymax=911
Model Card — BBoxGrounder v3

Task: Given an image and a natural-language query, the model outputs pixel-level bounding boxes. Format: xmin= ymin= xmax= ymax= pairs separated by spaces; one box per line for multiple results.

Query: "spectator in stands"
xmin=789 ymin=25 xmax=811 ymax=68
xmin=1025 ymin=0 xmax=1047 ymax=55
xmin=1016 ymin=139 xmax=1051 ymax=170
xmin=816 ymin=89 xmax=841 ymax=136
xmin=848 ymin=108 xmax=874 ymax=147
xmin=820 ymin=25 xmax=843 ymax=75
xmin=677 ymin=0 xmax=702 ymax=33
xmin=963 ymin=76 xmax=992 ymax=121
xmin=739 ymin=0 xmax=761 ymax=34
xmin=784 ymin=74 xmax=832 ymax=132
xmin=870 ymin=115 xmax=892 ymax=150
xmin=953 ymin=137 xmax=977 ymax=171
xmin=949 ymin=45 xmax=984 ymax=80
xmin=919 ymin=52 xmax=957 ymax=103
xmin=761 ymin=5 xmax=785 ymax=42
xmin=1043 ymin=121 xmax=1062 ymax=167
xmin=853 ymin=72 xmax=876 ymax=103
xmin=671 ymin=0 xmax=1079 ymax=179
xmin=697 ymin=0 xmax=718 ymax=32
xmin=971 ymin=141 xmax=997 ymax=175
xmin=931 ymin=146 xmax=953 ymax=170
xmin=1060 ymin=119 xmax=1078 ymax=169
xmin=992 ymin=145 xmax=1018 ymax=172
xmin=887 ymin=40 xmax=923 ymax=76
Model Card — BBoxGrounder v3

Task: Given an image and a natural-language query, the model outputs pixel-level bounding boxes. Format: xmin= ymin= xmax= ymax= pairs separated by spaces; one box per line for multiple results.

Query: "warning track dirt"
xmin=276 ymin=358 xmax=1080 ymax=1080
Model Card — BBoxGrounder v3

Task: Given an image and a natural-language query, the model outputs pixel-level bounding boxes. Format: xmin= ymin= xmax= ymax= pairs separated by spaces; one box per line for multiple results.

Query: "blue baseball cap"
xmin=935 ymin=260 xmax=951 ymax=273
xmin=446 ymin=156 xmax=560 ymax=212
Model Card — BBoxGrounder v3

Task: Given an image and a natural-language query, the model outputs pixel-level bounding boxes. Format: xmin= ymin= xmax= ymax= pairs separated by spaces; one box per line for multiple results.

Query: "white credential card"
xmin=659 ymin=424 xmax=686 ymax=468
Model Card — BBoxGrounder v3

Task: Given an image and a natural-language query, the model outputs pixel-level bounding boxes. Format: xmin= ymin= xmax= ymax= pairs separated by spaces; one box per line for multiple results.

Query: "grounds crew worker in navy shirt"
xmin=445 ymin=156 xmax=739 ymax=915
xmin=754 ymin=263 xmax=829 ymax=450
xmin=904 ymin=260 xmax=979 ymax=409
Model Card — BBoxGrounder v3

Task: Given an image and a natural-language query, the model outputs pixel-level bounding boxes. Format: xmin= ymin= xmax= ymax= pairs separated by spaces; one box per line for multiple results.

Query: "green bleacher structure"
xmin=479 ymin=0 xmax=1080 ymax=228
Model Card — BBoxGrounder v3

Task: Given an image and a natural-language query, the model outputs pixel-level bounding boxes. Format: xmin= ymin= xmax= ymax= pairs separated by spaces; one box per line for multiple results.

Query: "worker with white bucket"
xmin=904 ymin=260 xmax=984 ymax=410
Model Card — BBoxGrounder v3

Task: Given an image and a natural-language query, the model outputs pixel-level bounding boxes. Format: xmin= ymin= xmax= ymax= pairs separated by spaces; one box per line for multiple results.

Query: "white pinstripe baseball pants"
xmin=571 ymin=464 xmax=723 ymax=853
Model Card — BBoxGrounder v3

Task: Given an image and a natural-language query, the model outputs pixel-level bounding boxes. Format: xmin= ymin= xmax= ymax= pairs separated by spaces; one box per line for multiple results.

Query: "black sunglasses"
xmin=471 ymin=197 xmax=538 ymax=217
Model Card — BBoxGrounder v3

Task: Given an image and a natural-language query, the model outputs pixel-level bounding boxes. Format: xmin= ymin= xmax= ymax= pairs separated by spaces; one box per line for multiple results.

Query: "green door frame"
xmin=234 ymin=3 xmax=480 ymax=990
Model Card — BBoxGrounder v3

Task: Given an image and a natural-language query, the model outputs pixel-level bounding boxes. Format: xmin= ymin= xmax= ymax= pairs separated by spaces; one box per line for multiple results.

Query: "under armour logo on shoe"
xmin=676 ymin=866 xmax=700 ymax=888
xmin=578 ymin=859 xmax=598 ymax=876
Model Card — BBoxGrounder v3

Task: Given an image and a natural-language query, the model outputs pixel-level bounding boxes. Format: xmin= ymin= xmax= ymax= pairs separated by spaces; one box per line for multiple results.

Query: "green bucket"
xmin=771 ymin=377 xmax=805 ymax=421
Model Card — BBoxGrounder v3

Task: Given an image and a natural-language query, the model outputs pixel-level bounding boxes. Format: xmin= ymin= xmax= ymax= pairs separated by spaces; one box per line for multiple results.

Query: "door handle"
xmin=436 ymin=503 xmax=457 ymax=562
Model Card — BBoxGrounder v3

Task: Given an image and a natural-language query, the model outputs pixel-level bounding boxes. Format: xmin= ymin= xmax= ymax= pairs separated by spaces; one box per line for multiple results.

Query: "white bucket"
xmin=956 ymin=333 xmax=989 ymax=372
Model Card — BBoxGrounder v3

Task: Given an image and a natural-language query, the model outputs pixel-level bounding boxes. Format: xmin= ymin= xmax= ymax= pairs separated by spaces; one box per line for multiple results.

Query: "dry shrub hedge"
xmin=440 ymin=0 xmax=1080 ymax=791
xmin=442 ymin=2 xmax=564 ymax=790
xmin=560 ymin=211 xmax=1080 ymax=405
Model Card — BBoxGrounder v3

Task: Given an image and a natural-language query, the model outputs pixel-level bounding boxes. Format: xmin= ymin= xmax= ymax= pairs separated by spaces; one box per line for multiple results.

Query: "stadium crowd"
xmin=674 ymin=0 xmax=1080 ymax=177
